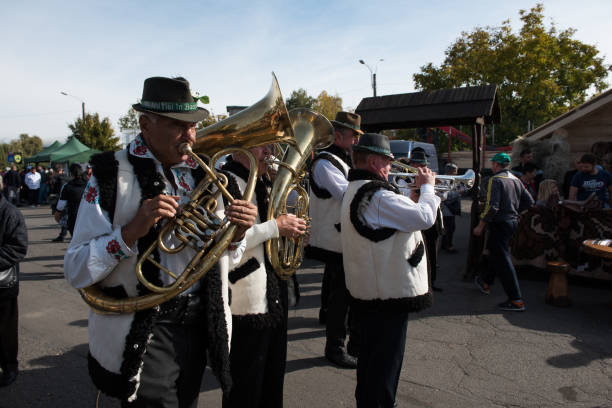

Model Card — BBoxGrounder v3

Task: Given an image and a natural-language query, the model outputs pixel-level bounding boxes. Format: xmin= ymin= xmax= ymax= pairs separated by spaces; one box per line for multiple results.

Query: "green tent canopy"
xmin=26 ymin=141 xmax=63 ymax=163
xmin=27 ymin=138 xmax=91 ymax=163
xmin=58 ymin=148 xmax=101 ymax=164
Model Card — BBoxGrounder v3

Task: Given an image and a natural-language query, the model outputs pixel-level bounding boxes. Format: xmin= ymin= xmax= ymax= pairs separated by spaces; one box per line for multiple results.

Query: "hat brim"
xmin=352 ymin=145 xmax=394 ymax=159
xmin=331 ymin=120 xmax=364 ymax=135
xmin=132 ymin=104 xmax=209 ymax=123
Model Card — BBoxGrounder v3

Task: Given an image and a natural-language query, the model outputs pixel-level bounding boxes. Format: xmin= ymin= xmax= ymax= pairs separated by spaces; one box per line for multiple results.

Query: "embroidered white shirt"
xmin=64 ymin=135 xmax=245 ymax=290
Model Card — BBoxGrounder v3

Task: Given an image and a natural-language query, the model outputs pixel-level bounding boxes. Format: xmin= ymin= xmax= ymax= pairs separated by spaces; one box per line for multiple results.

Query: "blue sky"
xmin=1 ymin=0 xmax=611 ymax=145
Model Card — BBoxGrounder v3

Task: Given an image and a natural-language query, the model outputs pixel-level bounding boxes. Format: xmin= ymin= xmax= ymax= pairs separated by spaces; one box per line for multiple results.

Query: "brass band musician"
xmin=63 ymin=77 xmax=257 ymax=407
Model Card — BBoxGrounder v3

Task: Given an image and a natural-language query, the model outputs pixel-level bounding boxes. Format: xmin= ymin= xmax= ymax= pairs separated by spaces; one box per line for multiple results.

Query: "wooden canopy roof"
xmin=355 ymin=85 xmax=501 ymax=132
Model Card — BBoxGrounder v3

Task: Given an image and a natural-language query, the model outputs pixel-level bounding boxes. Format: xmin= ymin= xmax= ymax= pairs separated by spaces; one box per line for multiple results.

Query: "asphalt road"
xmin=1 ymin=204 xmax=611 ymax=408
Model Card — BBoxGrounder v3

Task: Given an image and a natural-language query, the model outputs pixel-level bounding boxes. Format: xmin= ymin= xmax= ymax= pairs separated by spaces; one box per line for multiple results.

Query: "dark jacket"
xmin=0 ymin=195 xmax=28 ymax=298
xmin=481 ymin=169 xmax=534 ymax=223
xmin=3 ymin=170 xmax=21 ymax=188
xmin=59 ymin=176 xmax=88 ymax=235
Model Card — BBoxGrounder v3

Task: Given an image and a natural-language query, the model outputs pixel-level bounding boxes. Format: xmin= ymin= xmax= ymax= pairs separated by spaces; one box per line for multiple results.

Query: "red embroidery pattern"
xmin=178 ymin=174 xmax=191 ymax=192
xmin=185 ymin=156 xmax=198 ymax=168
xmin=85 ymin=185 xmax=98 ymax=203
xmin=134 ymin=145 xmax=148 ymax=156
xmin=106 ymin=239 xmax=125 ymax=260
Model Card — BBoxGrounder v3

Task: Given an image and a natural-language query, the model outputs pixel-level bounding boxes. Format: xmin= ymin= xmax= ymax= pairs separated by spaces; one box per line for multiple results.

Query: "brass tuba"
xmin=80 ymin=73 xmax=295 ymax=314
xmin=265 ymin=109 xmax=334 ymax=279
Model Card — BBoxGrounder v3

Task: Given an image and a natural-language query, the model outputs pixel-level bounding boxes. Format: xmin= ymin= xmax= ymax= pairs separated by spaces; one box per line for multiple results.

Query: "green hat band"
xmin=140 ymin=100 xmax=198 ymax=112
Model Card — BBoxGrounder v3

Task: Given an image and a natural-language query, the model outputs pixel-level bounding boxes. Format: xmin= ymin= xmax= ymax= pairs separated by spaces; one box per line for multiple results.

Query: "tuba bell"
xmin=265 ymin=109 xmax=335 ymax=279
xmin=80 ymin=73 xmax=295 ymax=314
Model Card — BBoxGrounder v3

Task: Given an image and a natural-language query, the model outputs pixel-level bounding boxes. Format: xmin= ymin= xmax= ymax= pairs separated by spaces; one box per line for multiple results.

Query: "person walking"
xmin=4 ymin=166 xmax=21 ymax=206
xmin=0 ymin=190 xmax=28 ymax=387
xmin=52 ymin=163 xmax=87 ymax=242
xmin=474 ymin=152 xmax=534 ymax=311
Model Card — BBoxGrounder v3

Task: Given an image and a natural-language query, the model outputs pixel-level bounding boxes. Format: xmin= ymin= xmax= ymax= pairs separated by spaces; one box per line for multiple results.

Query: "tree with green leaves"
xmin=413 ymin=3 xmax=610 ymax=145
xmin=313 ymin=91 xmax=342 ymax=120
xmin=68 ymin=113 xmax=121 ymax=151
xmin=0 ymin=134 xmax=43 ymax=168
xmin=285 ymin=88 xmax=316 ymax=111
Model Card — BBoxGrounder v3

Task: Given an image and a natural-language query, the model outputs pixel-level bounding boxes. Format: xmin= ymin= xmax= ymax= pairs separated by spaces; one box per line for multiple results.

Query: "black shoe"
xmin=52 ymin=236 xmax=64 ymax=242
xmin=318 ymin=308 xmax=327 ymax=325
xmin=0 ymin=370 xmax=17 ymax=387
xmin=325 ymin=349 xmax=357 ymax=369
xmin=347 ymin=342 xmax=359 ymax=358
xmin=498 ymin=299 xmax=525 ymax=312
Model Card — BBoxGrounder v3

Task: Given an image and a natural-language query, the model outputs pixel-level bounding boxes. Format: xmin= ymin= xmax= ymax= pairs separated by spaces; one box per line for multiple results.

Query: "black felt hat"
xmin=331 ymin=111 xmax=364 ymax=134
xmin=409 ymin=148 xmax=429 ymax=165
xmin=352 ymin=133 xmax=394 ymax=159
xmin=132 ymin=76 xmax=209 ymax=122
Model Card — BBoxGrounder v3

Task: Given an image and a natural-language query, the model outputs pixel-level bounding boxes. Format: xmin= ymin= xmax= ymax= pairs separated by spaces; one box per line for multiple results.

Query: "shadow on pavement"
xmin=20 ymin=271 xmax=65 ymax=281
xmin=0 ymin=344 xmax=120 ymax=408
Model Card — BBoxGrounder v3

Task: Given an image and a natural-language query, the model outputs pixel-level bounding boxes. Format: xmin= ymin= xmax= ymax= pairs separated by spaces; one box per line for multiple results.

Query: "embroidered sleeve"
xmin=63 ymin=175 xmax=138 ymax=289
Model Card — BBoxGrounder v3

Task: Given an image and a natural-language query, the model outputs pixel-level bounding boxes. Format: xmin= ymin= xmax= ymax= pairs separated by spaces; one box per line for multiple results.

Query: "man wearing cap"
xmin=341 ymin=133 xmax=438 ymax=407
xmin=64 ymin=76 xmax=257 ymax=407
xmin=409 ymin=148 xmax=445 ymax=292
xmin=474 ymin=152 xmax=534 ymax=312
xmin=305 ymin=111 xmax=362 ymax=368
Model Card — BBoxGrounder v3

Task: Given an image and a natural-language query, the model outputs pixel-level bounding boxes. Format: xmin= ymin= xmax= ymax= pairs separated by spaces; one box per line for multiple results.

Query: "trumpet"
xmin=389 ymin=161 xmax=475 ymax=192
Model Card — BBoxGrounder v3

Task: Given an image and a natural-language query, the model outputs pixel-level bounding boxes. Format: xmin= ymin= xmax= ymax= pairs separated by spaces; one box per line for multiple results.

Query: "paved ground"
xmin=1 ymin=204 xmax=611 ymax=408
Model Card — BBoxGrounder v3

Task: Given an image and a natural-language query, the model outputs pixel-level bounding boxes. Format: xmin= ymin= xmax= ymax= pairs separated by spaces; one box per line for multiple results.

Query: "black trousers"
xmin=325 ymin=261 xmax=358 ymax=353
xmin=0 ymin=296 xmax=18 ymax=373
xmin=224 ymin=280 xmax=289 ymax=408
xmin=355 ymin=308 xmax=409 ymax=408
xmin=122 ymin=321 xmax=208 ymax=408
xmin=223 ymin=321 xmax=288 ymax=408
xmin=441 ymin=216 xmax=456 ymax=249
xmin=29 ymin=188 xmax=39 ymax=205
xmin=422 ymin=226 xmax=439 ymax=284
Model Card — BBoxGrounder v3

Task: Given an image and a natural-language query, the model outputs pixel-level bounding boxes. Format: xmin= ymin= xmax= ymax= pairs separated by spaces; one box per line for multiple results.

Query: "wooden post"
xmin=464 ymin=118 xmax=484 ymax=280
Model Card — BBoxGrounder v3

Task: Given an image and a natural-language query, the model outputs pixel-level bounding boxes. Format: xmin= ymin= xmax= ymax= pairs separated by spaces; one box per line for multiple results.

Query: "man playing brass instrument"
xmin=220 ymin=145 xmax=307 ymax=408
xmin=341 ymin=133 xmax=439 ymax=407
xmin=305 ymin=111 xmax=362 ymax=368
xmin=64 ymin=76 xmax=257 ymax=407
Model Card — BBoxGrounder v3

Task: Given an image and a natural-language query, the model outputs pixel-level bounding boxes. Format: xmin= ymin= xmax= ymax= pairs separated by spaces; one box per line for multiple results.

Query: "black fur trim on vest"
xmin=91 ymin=151 xmax=119 ymax=222
xmin=323 ymin=144 xmax=352 ymax=168
xmin=204 ymin=265 xmax=232 ymax=394
xmin=347 ymin=169 xmax=395 ymax=185
xmin=308 ymin=151 xmax=349 ymax=199
xmin=88 ymin=353 xmax=134 ymax=401
xmin=228 ymin=257 xmax=260 ymax=284
xmin=219 ymin=171 xmax=242 ymax=207
xmin=408 ymin=241 xmax=425 ymax=267
xmin=352 ymin=292 xmax=433 ymax=313
xmin=304 ymin=245 xmax=343 ymax=264
xmin=232 ymin=263 xmax=283 ymax=330
xmin=349 ymin=180 xmax=398 ymax=242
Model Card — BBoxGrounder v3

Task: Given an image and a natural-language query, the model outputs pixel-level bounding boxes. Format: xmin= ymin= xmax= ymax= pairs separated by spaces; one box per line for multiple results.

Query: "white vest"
xmin=224 ymin=169 xmax=279 ymax=316
xmin=341 ymin=179 xmax=431 ymax=307
xmin=308 ymin=152 xmax=350 ymax=257
xmin=88 ymin=149 xmax=232 ymax=383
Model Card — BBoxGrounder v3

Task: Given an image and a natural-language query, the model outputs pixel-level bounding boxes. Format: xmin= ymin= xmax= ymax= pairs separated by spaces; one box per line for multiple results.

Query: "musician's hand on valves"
xmin=122 ymin=195 xmax=181 ymax=248
xmin=415 ymin=166 xmax=435 ymax=188
xmin=276 ymin=214 xmax=307 ymax=239
xmin=226 ymin=200 xmax=258 ymax=241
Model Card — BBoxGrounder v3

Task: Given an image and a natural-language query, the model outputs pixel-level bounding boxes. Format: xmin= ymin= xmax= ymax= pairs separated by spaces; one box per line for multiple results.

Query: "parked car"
xmin=389 ymin=140 xmax=439 ymax=173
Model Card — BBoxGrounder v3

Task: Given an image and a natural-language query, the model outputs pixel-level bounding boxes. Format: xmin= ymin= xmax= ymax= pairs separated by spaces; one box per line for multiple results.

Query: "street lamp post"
xmin=61 ymin=91 xmax=85 ymax=122
xmin=359 ymin=58 xmax=384 ymax=97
